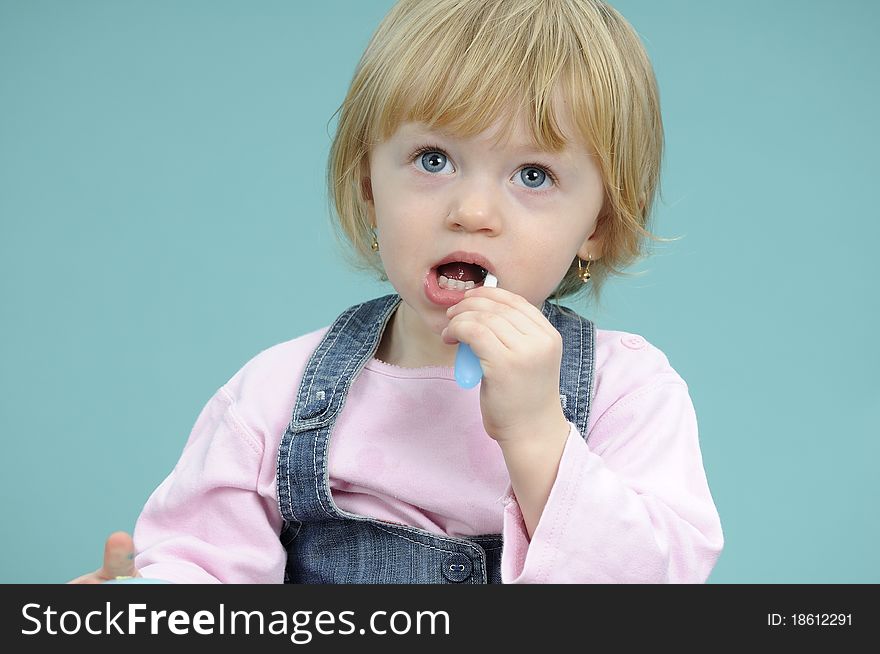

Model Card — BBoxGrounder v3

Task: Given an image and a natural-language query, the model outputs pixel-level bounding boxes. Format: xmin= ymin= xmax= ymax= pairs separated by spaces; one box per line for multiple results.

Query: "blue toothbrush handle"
xmin=452 ymin=272 xmax=497 ymax=389
xmin=455 ymin=341 xmax=483 ymax=389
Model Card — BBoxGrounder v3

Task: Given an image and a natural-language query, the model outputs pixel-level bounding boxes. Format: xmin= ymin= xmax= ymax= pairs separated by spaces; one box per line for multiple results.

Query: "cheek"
xmin=510 ymin=239 xmax=576 ymax=301
xmin=374 ymin=185 xmax=430 ymax=222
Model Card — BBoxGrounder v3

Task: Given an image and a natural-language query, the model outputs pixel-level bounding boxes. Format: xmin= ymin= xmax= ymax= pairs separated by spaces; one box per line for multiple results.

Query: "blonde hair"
xmin=326 ymin=0 xmax=676 ymax=309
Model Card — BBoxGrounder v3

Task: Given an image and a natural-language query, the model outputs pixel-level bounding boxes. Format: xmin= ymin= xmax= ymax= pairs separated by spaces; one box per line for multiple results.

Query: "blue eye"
xmin=420 ymin=151 xmax=447 ymax=173
xmin=519 ymin=167 xmax=547 ymax=189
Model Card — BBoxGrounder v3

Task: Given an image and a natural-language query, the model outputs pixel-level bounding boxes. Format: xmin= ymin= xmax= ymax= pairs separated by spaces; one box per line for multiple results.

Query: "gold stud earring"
xmin=578 ymin=254 xmax=592 ymax=282
xmin=371 ymin=226 xmax=379 ymax=252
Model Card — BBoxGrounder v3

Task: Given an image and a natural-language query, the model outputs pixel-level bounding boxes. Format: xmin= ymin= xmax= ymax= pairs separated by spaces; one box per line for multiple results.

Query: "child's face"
xmin=364 ymin=102 xmax=605 ymax=351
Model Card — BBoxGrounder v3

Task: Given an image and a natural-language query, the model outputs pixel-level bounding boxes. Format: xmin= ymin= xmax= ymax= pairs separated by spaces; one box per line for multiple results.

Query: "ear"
xmin=360 ymin=175 xmax=376 ymax=226
xmin=577 ymin=231 xmax=602 ymax=262
xmin=361 ymin=176 xmax=374 ymax=204
xmin=577 ymin=205 xmax=607 ymax=262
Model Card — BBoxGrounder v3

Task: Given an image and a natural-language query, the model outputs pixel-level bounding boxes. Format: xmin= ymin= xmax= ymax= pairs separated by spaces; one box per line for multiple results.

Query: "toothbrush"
xmin=454 ymin=272 xmax=498 ymax=389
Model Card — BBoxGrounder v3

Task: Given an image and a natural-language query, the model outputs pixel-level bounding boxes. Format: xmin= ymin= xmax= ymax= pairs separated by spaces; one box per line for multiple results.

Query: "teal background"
xmin=1 ymin=0 xmax=877 ymax=584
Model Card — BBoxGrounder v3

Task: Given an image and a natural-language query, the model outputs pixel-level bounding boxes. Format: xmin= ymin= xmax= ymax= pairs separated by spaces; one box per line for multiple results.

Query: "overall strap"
xmin=541 ymin=300 xmax=597 ymax=442
xmin=277 ymin=294 xmax=401 ymax=522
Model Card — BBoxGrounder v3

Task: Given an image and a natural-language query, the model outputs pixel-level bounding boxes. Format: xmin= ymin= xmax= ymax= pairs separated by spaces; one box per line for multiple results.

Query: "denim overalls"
xmin=277 ymin=293 xmax=596 ymax=583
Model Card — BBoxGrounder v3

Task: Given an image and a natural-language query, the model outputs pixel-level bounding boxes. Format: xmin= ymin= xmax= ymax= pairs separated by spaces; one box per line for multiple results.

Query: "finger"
xmin=463 ymin=286 xmax=550 ymax=330
xmin=444 ymin=311 xmax=523 ymax=354
xmin=97 ymin=531 xmax=138 ymax=580
xmin=447 ymin=297 xmax=539 ymax=338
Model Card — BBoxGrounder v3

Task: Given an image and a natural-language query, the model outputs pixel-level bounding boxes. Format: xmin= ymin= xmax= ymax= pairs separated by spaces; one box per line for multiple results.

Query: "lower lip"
xmin=424 ymin=268 xmax=483 ymax=307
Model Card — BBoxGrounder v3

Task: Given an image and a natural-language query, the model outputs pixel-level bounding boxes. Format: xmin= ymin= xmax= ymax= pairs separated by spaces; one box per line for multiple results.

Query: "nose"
xmin=445 ymin=175 xmax=502 ymax=233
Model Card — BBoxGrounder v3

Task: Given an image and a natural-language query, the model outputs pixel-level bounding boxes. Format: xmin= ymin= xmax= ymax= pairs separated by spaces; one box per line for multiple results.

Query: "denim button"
xmin=442 ymin=553 xmax=473 ymax=582
xmin=621 ymin=334 xmax=646 ymax=350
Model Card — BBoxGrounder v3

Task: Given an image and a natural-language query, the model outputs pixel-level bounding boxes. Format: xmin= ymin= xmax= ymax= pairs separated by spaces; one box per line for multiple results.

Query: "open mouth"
xmin=434 ymin=262 xmax=488 ymax=291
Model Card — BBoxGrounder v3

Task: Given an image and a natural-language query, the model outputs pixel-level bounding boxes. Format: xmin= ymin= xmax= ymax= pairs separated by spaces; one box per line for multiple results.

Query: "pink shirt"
xmin=133 ymin=325 xmax=724 ymax=583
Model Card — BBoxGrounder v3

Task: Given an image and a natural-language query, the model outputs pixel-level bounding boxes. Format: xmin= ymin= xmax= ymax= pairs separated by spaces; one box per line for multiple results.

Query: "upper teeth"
xmin=438 ymin=275 xmax=477 ymax=290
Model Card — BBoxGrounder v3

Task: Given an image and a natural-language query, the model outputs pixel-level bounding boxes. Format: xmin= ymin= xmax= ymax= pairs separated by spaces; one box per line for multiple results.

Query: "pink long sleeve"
xmin=500 ymin=381 xmax=724 ymax=583
xmin=133 ymin=386 xmax=287 ymax=583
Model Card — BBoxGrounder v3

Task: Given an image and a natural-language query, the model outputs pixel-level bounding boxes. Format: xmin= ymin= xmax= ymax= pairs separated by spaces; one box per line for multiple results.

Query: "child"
xmin=71 ymin=0 xmax=723 ymax=584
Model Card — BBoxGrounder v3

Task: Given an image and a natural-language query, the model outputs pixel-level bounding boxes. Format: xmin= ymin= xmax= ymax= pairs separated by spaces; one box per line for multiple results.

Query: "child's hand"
xmin=67 ymin=531 xmax=142 ymax=584
xmin=443 ymin=286 xmax=569 ymax=446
